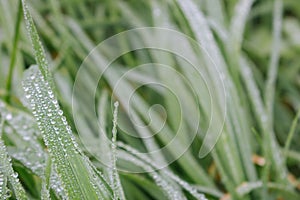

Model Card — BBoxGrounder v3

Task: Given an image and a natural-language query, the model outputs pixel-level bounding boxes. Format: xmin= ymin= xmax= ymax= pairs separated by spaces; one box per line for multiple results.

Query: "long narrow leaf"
xmin=22 ymin=65 xmax=108 ymax=199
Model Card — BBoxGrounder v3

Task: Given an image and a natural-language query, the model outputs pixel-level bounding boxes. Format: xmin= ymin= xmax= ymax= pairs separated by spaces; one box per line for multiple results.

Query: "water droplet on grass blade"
xmin=5 ymin=114 xmax=12 ymax=120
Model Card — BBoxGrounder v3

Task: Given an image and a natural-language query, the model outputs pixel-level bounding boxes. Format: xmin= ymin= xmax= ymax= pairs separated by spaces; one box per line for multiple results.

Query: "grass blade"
xmin=0 ymin=104 xmax=27 ymax=200
xmin=21 ymin=0 xmax=112 ymax=198
xmin=21 ymin=0 xmax=51 ymax=84
xmin=111 ymin=102 xmax=126 ymax=200
xmin=263 ymin=0 xmax=287 ymax=184
xmin=41 ymin=157 xmax=51 ymax=200
xmin=22 ymin=65 xmax=108 ymax=199
xmin=265 ymin=0 xmax=283 ymax=123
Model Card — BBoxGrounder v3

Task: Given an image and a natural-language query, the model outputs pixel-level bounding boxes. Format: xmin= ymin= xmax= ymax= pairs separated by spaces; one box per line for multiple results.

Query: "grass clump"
xmin=0 ymin=0 xmax=299 ymax=199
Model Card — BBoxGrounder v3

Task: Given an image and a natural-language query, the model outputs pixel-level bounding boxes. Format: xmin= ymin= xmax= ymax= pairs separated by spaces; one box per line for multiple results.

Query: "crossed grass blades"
xmin=0 ymin=0 xmax=300 ymax=199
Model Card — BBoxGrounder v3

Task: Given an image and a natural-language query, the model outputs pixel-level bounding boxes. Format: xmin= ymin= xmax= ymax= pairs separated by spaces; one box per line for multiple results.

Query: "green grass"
xmin=0 ymin=0 xmax=300 ymax=199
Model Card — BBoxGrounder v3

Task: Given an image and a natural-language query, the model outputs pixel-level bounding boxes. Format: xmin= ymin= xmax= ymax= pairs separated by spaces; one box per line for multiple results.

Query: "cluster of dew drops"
xmin=22 ymin=68 xmax=81 ymax=158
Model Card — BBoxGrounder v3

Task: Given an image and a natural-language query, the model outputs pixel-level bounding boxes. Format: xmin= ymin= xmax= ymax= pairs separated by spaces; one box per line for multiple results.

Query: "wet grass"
xmin=0 ymin=0 xmax=300 ymax=199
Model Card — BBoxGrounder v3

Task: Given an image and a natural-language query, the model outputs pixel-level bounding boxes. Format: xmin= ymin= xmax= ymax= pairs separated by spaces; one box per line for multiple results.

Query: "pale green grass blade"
xmin=41 ymin=157 xmax=51 ymax=200
xmin=21 ymin=0 xmax=51 ymax=83
xmin=174 ymin=0 xmax=231 ymax=162
xmin=0 ymin=105 xmax=67 ymax=198
xmin=229 ymin=0 xmax=254 ymax=53
xmin=0 ymin=105 xmax=27 ymax=200
xmin=0 ymin=113 xmax=8 ymax=200
xmin=22 ymin=65 xmax=109 ymax=199
xmin=265 ymin=0 xmax=283 ymax=124
xmin=21 ymin=0 xmax=112 ymax=198
xmin=264 ymin=0 xmax=287 ymax=183
xmin=111 ymin=102 xmax=126 ymax=200
xmin=205 ymin=0 xmax=227 ymax=27
xmin=97 ymin=90 xmax=113 ymax=180
xmin=0 ymin=170 xmax=7 ymax=200
xmin=221 ymin=2 xmax=261 ymax=186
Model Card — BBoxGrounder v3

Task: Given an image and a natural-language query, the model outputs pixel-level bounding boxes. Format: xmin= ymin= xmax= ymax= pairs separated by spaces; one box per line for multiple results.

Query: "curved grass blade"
xmin=118 ymin=150 xmax=187 ymax=200
xmin=21 ymin=0 xmax=112 ymax=198
xmin=22 ymin=65 xmax=109 ymax=199
xmin=117 ymin=142 xmax=208 ymax=200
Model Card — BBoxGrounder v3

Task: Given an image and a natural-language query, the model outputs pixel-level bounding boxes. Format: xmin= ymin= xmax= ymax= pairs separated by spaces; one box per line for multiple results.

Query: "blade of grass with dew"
xmin=97 ymin=90 xmax=113 ymax=181
xmin=226 ymin=3 xmax=260 ymax=178
xmin=41 ymin=156 xmax=51 ymax=200
xmin=0 ymin=106 xmax=27 ymax=200
xmin=0 ymin=113 xmax=8 ymax=200
xmin=49 ymin=168 xmax=67 ymax=199
xmin=21 ymin=0 xmax=113 ymax=198
xmin=0 ymin=170 xmax=7 ymax=200
xmin=222 ymin=0 xmax=261 ymax=186
xmin=111 ymin=102 xmax=126 ymax=200
xmin=22 ymin=65 xmax=110 ymax=199
xmin=0 ymin=105 xmax=67 ymax=198
xmin=21 ymin=0 xmax=51 ymax=84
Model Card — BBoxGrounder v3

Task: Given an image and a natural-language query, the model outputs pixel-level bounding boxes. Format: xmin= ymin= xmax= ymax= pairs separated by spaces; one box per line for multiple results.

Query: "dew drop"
xmin=58 ymin=110 xmax=63 ymax=116
xmin=12 ymin=173 xmax=18 ymax=178
xmin=6 ymin=114 xmax=12 ymax=120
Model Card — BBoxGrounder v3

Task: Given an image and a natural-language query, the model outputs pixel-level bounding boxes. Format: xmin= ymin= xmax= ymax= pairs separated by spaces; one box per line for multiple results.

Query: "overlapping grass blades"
xmin=0 ymin=0 xmax=299 ymax=199
xmin=0 ymin=105 xmax=27 ymax=200
xmin=21 ymin=0 xmax=112 ymax=199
